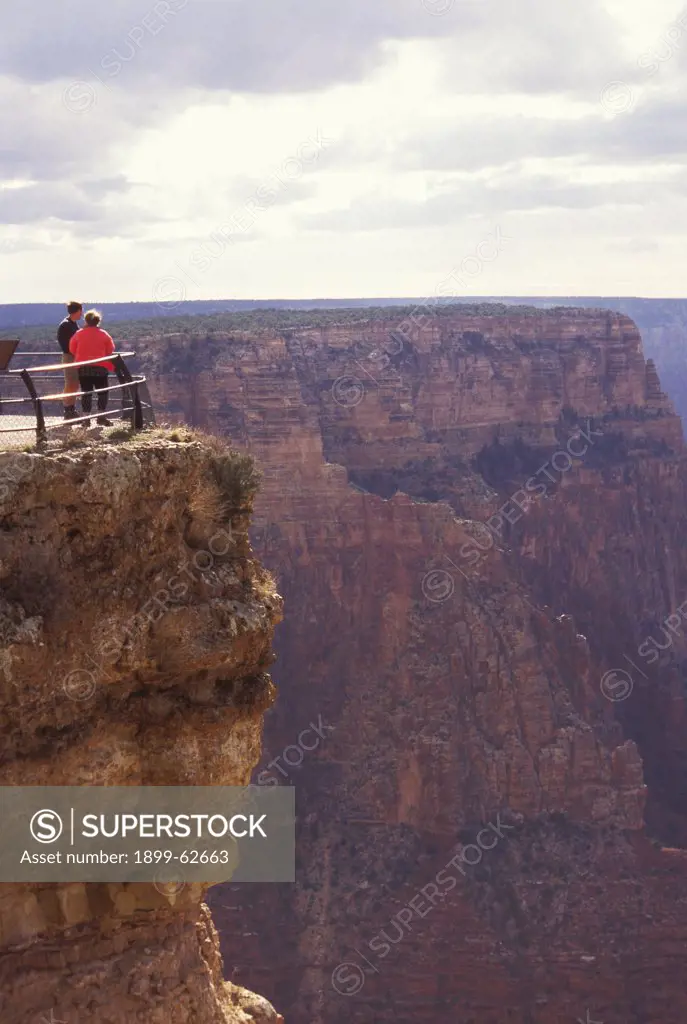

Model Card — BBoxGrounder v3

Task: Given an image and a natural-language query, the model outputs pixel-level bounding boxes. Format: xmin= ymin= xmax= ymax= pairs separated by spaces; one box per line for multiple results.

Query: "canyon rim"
xmin=122 ymin=304 xmax=687 ymax=1024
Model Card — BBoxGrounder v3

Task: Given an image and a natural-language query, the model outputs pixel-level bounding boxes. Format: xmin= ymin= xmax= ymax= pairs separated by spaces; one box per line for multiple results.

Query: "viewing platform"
xmin=0 ymin=340 xmax=155 ymax=448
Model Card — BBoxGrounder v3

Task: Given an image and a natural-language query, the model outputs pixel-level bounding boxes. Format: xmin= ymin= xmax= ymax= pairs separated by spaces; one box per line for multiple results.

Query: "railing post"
xmin=132 ymin=381 xmax=143 ymax=430
xmin=136 ymin=380 xmax=156 ymax=427
xmin=20 ymin=369 xmax=46 ymax=443
xmin=112 ymin=355 xmax=132 ymax=428
xmin=113 ymin=354 xmax=142 ymax=430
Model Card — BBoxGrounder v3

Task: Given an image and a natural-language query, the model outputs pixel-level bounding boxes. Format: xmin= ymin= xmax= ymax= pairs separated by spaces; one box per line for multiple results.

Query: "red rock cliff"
xmin=136 ymin=308 xmax=687 ymax=1023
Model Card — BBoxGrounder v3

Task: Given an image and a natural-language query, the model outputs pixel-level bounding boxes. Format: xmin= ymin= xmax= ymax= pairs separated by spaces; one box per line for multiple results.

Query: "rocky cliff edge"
xmin=0 ymin=430 xmax=283 ymax=1024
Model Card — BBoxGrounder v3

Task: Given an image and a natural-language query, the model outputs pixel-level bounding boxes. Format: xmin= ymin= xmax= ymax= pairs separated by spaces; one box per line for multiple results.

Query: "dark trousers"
xmin=79 ymin=371 xmax=109 ymax=415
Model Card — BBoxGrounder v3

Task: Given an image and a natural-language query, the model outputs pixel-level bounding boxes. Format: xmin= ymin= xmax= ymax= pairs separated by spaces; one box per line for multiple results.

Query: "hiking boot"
xmin=96 ymin=416 xmax=113 ymax=426
xmin=63 ymin=407 xmax=78 ymax=420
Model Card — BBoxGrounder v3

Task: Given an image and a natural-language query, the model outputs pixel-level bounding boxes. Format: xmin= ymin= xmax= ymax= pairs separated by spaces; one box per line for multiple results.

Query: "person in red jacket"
xmin=69 ymin=309 xmax=116 ymax=426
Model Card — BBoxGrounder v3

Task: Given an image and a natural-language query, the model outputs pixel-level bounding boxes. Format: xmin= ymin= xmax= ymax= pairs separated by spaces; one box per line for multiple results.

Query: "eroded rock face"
xmin=138 ymin=309 xmax=687 ymax=1023
xmin=0 ymin=435 xmax=283 ymax=1024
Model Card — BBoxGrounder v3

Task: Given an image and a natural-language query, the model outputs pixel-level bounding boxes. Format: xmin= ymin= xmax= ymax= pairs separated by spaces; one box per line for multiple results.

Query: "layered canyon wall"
xmin=137 ymin=308 xmax=687 ymax=1023
xmin=0 ymin=434 xmax=283 ymax=1024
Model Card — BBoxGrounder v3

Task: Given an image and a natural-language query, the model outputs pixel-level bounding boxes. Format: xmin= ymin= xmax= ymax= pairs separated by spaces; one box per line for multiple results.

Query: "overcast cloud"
xmin=2 ymin=0 xmax=687 ymax=300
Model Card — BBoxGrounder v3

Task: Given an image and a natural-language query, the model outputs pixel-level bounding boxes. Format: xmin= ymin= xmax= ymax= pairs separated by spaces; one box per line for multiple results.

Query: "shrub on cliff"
xmin=211 ymin=450 xmax=261 ymax=511
xmin=144 ymin=424 xmax=262 ymax=513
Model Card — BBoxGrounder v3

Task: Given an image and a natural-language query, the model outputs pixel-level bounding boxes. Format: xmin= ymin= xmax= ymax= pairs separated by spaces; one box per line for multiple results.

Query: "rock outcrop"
xmin=136 ymin=308 xmax=687 ymax=1023
xmin=0 ymin=433 xmax=283 ymax=1024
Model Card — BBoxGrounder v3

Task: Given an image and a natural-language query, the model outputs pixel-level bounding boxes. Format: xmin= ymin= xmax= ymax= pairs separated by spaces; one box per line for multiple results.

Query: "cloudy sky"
xmin=1 ymin=0 xmax=687 ymax=302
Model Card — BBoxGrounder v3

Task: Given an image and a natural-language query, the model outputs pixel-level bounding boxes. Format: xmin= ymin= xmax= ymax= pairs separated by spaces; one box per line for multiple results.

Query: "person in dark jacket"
xmin=57 ymin=301 xmax=83 ymax=420
xmin=69 ymin=309 xmax=115 ymax=426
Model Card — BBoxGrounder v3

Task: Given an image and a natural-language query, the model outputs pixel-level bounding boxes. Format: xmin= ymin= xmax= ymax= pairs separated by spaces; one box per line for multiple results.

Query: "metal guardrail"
xmin=0 ymin=349 xmax=154 ymax=445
